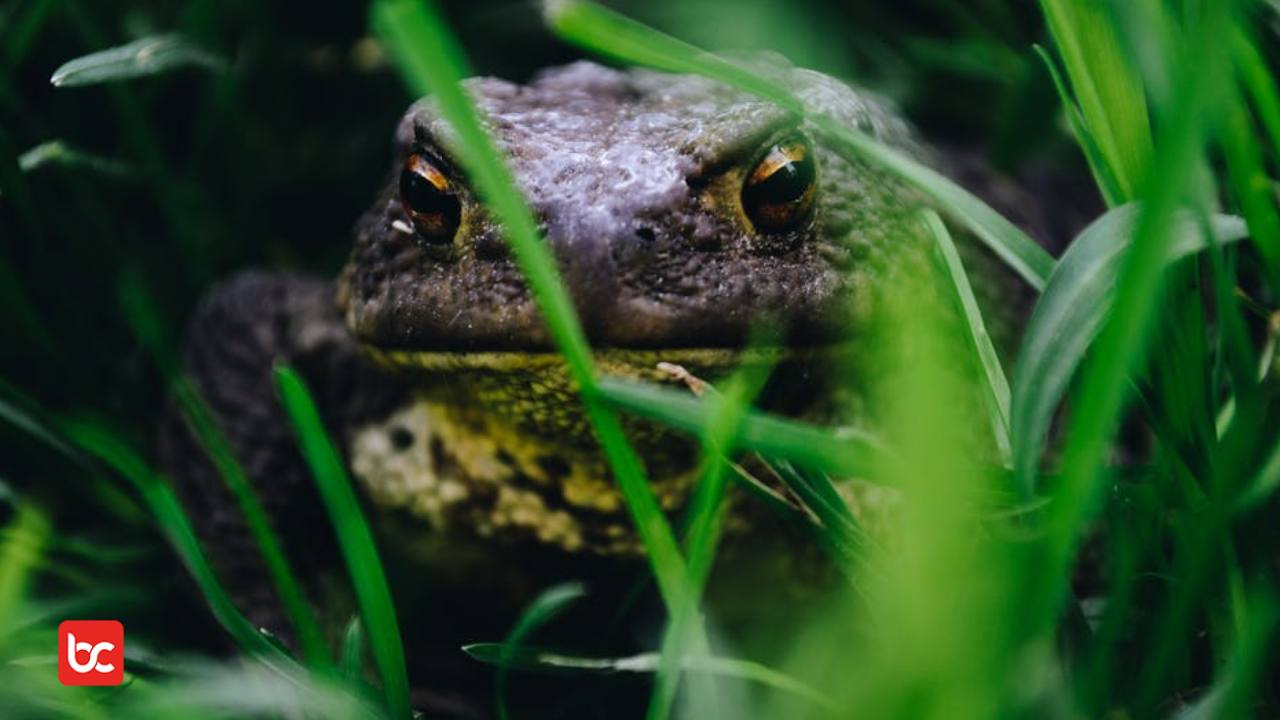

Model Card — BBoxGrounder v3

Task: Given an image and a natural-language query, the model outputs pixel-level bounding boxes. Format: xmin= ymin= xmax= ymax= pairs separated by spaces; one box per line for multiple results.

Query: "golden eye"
xmin=399 ymin=152 xmax=461 ymax=245
xmin=742 ymin=135 xmax=816 ymax=233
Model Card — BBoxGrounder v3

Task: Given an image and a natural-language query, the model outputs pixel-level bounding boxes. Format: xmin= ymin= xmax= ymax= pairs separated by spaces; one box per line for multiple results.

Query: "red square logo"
xmin=58 ymin=620 xmax=124 ymax=686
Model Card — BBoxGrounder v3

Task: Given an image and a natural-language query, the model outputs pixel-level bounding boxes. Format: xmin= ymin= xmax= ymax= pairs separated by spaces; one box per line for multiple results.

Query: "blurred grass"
xmin=1038 ymin=0 xmax=1153 ymax=202
xmin=597 ymin=379 xmax=889 ymax=478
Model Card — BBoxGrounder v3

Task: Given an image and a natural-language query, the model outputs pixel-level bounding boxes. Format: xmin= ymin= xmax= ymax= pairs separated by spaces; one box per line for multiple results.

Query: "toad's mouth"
xmin=358 ymin=343 xmax=857 ymax=452
xmin=359 ymin=343 xmax=854 ymax=381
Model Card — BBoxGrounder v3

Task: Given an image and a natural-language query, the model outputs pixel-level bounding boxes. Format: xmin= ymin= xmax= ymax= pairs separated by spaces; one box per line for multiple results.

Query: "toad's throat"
xmin=349 ymin=397 xmax=683 ymax=555
xmin=349 ymin=344 xmax=854 ymax=554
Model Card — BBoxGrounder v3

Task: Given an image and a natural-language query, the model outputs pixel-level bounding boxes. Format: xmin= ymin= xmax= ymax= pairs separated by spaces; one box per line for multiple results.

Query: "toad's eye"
xmin=399 ymin=152 xmax=461 ymax=245
xmin=742 ymin=135 xmax=816 ymax=233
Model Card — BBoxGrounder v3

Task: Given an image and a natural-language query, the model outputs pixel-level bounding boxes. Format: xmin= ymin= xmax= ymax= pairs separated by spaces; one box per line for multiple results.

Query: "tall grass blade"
xmin=813 ymin=115 xmax=1054 ymax=291
xmin=1038 ymin=0 xmax=1153 ymax=201
xmin=273 ymin=365 xmax=410 ymax=719
xmin=768 ymin=460 xmax=870 ymax=563
xmin=649 ymin=365 xmax=775 ymax=720
xmin=0 ymin=388 xmax=83 ymax=463
xmin=1173 ymin=593 xmax=1278 ymax=720
xmin=0 ymin=504 xmax=49 ymax=625
xmin=922 ymin=209 xmax=1012 ymax=464
xmin=542 ymin=0 xmax=801 ymax=112
xmin=1231 ymin=26 xmax=1280 ymax=169
xmin=369 ymin=0 xmax=691 ymax=614
xmin=1237 ymin=439 xmax=1280 ymax=512
xmin=339 ymin=616 xmax=366 ymax=682
xmin=1220 ymin=91 xmax=1280 ymax=287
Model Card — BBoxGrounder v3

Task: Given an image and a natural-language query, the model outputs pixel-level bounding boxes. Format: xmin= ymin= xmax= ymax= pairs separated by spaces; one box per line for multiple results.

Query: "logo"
xmin=58 ymin=620 xmax=124 ymax=686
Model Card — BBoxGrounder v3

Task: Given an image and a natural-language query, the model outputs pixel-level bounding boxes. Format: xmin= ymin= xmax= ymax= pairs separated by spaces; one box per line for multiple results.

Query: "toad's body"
xmin=333 ymin=61 xmax=925 ymax=552
xmin=162 ymin=61 xmax=1025 ymax=708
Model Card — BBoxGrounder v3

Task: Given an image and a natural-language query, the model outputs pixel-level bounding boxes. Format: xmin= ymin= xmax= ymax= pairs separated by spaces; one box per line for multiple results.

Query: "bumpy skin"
xmin=342 ymin=61 xmax=921 ymax=351
xmin=162 ymin=61 xmax=1056 ymax=715
xmin=156 ymin=274 xmax=406 ymax=627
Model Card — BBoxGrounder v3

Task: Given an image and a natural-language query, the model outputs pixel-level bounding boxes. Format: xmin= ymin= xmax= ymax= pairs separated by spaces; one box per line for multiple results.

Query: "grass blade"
xmin=50 ymin=34 xmax=225 ymax=87
xmin=1038 ymin=0 xmax=1153 ymax=201
xmin=598 ymin=377 xmax=888 ymax=479
xmin=273 ymin=365 xmax=410 ymax=719
xmin=1172 ymin=592 xmax=1278 ymax=720
xmin=0 ymin=503 xmax=50 ymax=625
xmin=1237 ymin=439 xmax=1280 ymax=513
xmin=1231 ymin=25 xmax=1280 ymax=173
xmin=542 ymin=0 xmax=801 ymax=112
xmin=649 ymin=364 xmax=776 ymax=720
xmin=768 ymin=461 xmax=868 ymax=559
xmin=812 ymin=114 xmax=1054 ymax=291
xmin=167 ymin=379 xmax=333 ymax=671
xmin=463 ymin=644 xmax=836 ymax=712
xmin=369 ymin=0 xmax=691 ymax=614
xmin=1010 ymin=208 xmax=1248 ymax=496
xmin=0 ymin=387 xmax=83 ymax=464
xmin=1032 ymin=44 xmax=1124 ymax=207
xmin=18 ymin=140 xmax=132 ymax=178
xmin=922 ymin=209 xmax=1012 ymax=465
xmin=495 ymin=582 xmax=586 ymax=720
xmin=1220 ymin=90 xmax=1280 ymax=288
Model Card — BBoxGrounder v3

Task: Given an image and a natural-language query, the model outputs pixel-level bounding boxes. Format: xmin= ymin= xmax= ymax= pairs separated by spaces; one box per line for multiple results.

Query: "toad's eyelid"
xmin=688 ymin=114 xmax=805 ymax=180
xmin=406 ymin=126 xmax=462 ymax=178
xmin=408 ymin=144 xmax=460 ymax=179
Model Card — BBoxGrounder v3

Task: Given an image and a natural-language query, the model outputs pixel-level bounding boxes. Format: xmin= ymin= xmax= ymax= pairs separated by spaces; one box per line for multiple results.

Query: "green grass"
xmin=1 ymin=0 xmax=1279 ymax=718
xmin=275 ymin=365 xmax=410 ymax=719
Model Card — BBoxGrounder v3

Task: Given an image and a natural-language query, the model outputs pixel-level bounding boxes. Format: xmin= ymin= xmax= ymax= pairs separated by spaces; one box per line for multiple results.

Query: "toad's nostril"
xmin=635 ymin=226 xmax=656 ymax=242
